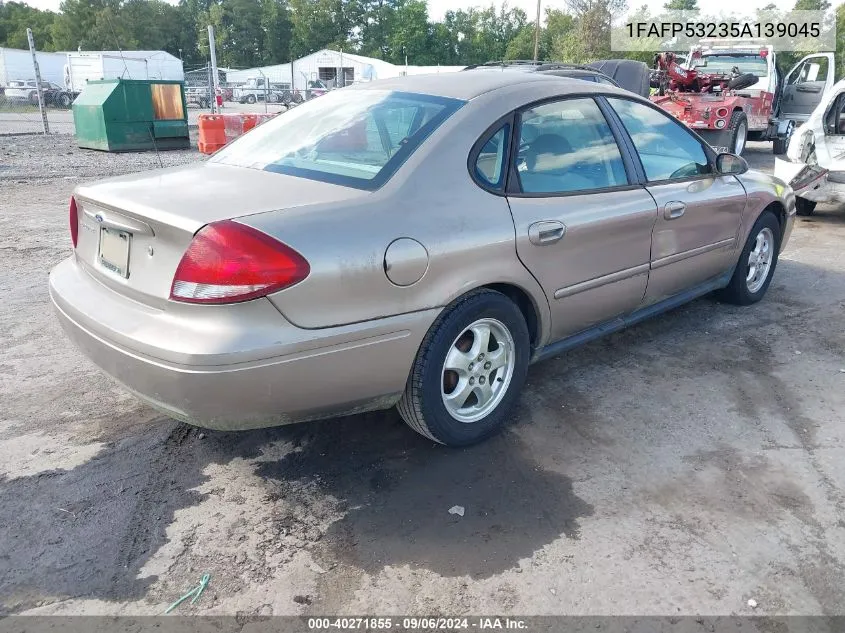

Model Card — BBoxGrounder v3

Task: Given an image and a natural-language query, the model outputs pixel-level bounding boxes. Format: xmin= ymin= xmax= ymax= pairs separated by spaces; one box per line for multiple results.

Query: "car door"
xmin=815 ymin=90 xmax=845 ymax=171
xmin=502 ymin=96 xmax=658 ymax=342
xmin=780 ymin=53 xmax=835 ymax=123
xmin=606 ymin=97 xmax=746 ymax=304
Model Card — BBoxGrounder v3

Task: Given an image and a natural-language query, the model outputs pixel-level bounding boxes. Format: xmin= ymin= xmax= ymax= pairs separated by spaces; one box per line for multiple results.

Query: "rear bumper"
xmin=775 ymin=158 xmax=845 ymax=205
xmin=49 ymin=256 xmax=437 ymax=430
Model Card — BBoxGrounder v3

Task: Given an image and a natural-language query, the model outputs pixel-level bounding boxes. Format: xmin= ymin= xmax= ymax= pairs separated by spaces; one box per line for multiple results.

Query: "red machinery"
xmin=649 ymin=45 xmax=782 ymax=155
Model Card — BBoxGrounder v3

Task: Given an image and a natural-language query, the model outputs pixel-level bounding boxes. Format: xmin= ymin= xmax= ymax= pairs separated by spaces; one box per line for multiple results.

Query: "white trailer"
xmin=64 ymin=50 xmax=184 ymax=95
xmin=0 ymin=47 xmax=67 ymax=87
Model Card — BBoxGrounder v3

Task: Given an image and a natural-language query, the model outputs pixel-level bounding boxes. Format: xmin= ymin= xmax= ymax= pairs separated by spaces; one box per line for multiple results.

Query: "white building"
xmin=226 ymin=49 xmax=464 ymax=91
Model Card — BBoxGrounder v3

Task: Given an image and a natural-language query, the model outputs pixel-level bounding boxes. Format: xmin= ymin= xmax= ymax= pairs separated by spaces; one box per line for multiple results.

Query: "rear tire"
xmin=716 ymin=210 xmax=781 ymax=306
xmin=773 ymin=137 xmax=788 ymax=155
xmin=246 ymin=94 xmax=256 ymax=104
xmin=796 ymin=198 xmax=817 ymax=216
xmin=728 ymin=111 xmax=748 ymax=155
xmin=397 ymin=289 xmax=530 ymax=446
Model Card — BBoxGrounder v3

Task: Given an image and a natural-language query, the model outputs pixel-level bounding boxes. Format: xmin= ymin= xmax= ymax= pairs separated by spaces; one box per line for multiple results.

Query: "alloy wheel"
xmin=441 ymin=318 xmax=516 ymax=423
xmin=746 ymin=227 xmax=774 ymax=293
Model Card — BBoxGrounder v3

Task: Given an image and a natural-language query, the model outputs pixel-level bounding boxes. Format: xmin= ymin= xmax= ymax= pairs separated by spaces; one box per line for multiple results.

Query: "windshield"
xmin=700 ymin=55 xmax=768 ymax=77
xmin=211 ymin=89 xmax=464 ymax=190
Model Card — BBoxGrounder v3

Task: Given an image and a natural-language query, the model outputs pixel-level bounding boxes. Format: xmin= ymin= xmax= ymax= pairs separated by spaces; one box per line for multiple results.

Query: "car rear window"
xmin=211 ymin=89 xmax=464 ymax=190
xmin=700 ymin=55 xmax=768 ymax=77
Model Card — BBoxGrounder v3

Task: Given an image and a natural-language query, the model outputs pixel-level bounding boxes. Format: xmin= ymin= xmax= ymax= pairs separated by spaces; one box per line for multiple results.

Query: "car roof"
xmin=347 ymin=71 xmax=621 ymax=101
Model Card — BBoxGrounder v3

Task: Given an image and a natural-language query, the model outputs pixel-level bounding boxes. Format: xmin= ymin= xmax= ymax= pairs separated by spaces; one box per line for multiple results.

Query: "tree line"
xmin=0 ymin=0 xmax=843 ymax=73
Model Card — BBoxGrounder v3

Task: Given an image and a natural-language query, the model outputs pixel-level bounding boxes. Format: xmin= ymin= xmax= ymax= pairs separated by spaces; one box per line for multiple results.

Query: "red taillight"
xmin=69 ymin=196 xmax=79 ymax=248
xmin=170 ymin=220 xmax=310 ymax=304
xmin=716 ymin=107 xmax=728 ymax=118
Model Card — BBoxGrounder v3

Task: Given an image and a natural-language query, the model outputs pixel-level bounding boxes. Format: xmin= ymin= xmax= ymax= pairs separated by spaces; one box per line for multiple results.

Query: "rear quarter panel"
xmin=240 ymin=83 xmax=579 ymax=346
xmin=735 ymin=169 xmax=796 ymax=249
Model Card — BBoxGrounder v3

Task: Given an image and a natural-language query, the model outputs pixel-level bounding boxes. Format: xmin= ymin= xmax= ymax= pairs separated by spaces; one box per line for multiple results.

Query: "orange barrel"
xmin=197 ymin=114 xmax=227 ymax=155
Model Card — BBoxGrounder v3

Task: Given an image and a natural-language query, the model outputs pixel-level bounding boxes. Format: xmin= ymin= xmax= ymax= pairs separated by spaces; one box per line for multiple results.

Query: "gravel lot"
xmin=1 ymin=136 xmax=844 ymax=619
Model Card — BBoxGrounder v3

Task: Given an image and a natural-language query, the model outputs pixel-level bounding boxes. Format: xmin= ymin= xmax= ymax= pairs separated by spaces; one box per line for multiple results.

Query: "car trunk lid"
xmin=72 ymin=162 xmax=367 ymax=307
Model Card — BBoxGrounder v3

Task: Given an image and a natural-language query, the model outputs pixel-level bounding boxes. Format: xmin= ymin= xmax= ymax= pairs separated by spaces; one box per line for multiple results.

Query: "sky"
xmin=19 ymin=0 xmax=801 ymax=24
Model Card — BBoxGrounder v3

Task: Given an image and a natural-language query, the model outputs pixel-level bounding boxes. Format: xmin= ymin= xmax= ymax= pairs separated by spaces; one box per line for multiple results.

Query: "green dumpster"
xmin=73 ymin=78 xmax=190 ymax=152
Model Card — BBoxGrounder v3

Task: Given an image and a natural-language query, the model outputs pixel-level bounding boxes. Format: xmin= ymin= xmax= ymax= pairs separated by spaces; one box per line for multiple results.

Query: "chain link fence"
xmin=185 ymin=64 xmax=311 ymax=115
xmin=0 ymin=35 xmax=76 ymax=136
xmin=2 ymin=44 xmax=355 ymax=136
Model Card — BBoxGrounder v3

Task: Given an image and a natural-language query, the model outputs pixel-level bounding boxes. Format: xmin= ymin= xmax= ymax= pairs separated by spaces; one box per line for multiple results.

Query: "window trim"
xmin=467 ymin=113 xmax=515 ymax=194
xmin=600 ymin=95 xmax=720 ymax=186
xmin=505 ymin=94 xmax=642 ymax=199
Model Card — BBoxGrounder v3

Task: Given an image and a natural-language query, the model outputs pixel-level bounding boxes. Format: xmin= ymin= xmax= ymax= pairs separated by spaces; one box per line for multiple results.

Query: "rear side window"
xmin=211 ymin=90 xmax=464 ymax=190
xmin=474 ymin=124 xmax=510 ymax=189
xmin=516 ymin=97 xmax=628 ymax=194
xmin=608 ymin=97 xmax=712 ymax=181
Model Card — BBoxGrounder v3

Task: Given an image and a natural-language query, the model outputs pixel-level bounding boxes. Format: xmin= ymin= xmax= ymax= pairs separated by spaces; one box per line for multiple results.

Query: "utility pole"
xmin=26 ymin=28 xmax=49 ymax=135
xmin=207 ymin=25 xmax=220 ymax=114
xmin=206 ymin=62 xmax=213 ymax=111
xmin=532 ymin=0 xmax=541 ymax=62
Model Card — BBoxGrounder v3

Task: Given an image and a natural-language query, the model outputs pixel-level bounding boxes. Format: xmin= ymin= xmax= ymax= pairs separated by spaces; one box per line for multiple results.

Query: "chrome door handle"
xmin=663 ymin=201 xmax=686 ymax=220
xmin=528 ymin=220 xmax=566 ymax=245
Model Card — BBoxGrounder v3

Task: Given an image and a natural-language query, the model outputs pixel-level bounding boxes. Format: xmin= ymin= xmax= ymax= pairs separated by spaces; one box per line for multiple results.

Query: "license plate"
xmin=98 ymin=227 xmax=131 ymax=278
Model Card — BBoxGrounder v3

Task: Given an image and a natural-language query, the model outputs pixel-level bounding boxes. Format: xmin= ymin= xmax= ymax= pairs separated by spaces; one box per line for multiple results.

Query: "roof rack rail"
xmin=462 ymin=60 xmax=606 ymax=74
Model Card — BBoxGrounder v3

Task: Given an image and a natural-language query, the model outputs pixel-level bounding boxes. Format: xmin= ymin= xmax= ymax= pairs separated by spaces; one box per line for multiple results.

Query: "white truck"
xmin=63 ymin=51 xmax=184 ymax=98
xmin=0 ymin=47 xmax=67 ymax=88
xmin=233 ymin=77 xmax=294 ymax=104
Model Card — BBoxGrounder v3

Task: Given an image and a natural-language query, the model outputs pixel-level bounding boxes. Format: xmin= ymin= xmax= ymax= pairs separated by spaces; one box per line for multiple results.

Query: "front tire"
xmin=717 ymin=210 xmax=781 ymax=305
xmin=397 ymin=289 xmax=530 ymax=446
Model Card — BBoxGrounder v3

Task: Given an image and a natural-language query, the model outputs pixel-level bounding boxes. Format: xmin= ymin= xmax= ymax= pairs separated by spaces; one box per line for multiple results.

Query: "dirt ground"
xmin=1 ymin=138 xmax=844 ymax=618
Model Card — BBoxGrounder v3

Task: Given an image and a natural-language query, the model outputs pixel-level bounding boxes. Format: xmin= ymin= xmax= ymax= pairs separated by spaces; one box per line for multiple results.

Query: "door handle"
xmin=796 ymin=84 xmax=821 ymax=93
xmin=663 ymin=201 xmax=686 ymax=220
xmin=528 ymin=220 xmax=566 ymax=245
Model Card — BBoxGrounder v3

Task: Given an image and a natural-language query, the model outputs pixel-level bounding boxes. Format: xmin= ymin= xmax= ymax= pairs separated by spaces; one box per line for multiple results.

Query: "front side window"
xmin=608 ymin=98 xmax=712 ymax=182
xmin=474 ymin=124 xmax=510 ymax=189
xmin=824 ymin=92 xmax=845 ymax=135
xmin=211 ymin=89 xmax=464 ymax=190
xmin=516 ymin=97 xmax=628 ymax=194
xmin=700 ymin=55 xmax=768 ymax=78
xmin=791 ymin=57 xmax=829 ymax=85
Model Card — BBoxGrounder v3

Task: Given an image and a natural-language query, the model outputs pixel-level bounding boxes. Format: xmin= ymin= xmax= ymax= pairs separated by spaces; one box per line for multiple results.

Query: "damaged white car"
xmin=775 ymin=78 xmax=845 ymax=216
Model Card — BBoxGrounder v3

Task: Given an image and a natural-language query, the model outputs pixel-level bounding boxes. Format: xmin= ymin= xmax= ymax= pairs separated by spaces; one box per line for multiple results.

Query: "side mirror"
xmin=716 ymin=152 xmax=749 ymax=175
